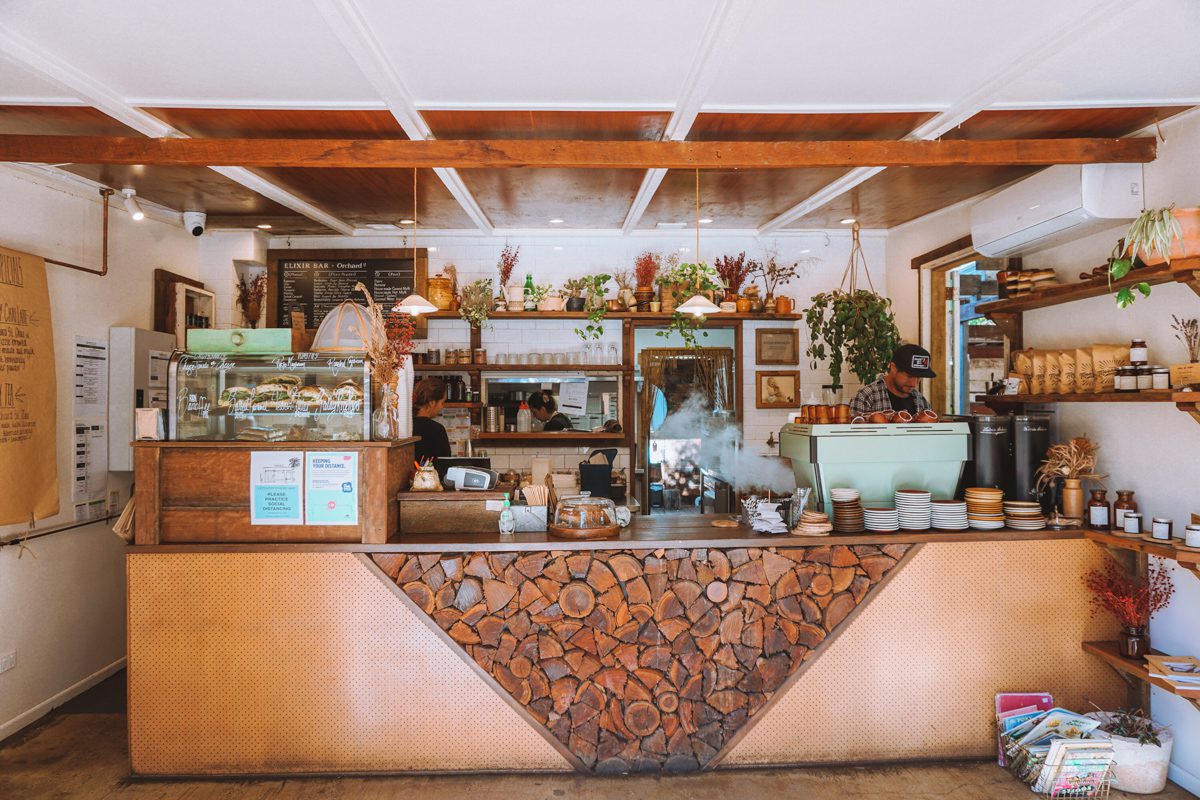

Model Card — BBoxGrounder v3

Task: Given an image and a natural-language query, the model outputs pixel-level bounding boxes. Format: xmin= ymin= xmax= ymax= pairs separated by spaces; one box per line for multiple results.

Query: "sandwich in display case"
xmin=169 ymin=352 xmax=372 ymax=441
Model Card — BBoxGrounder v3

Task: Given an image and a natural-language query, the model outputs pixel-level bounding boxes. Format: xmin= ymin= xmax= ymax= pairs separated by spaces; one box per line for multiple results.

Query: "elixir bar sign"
xmin=0 ymin=245 xmax=57 ymax=525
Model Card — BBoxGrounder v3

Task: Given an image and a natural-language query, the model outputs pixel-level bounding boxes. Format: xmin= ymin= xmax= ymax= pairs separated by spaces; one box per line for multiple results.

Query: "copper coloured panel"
xmin=945 ymin=105 xmax=1193 ymax=140
xmin=0 ymin=104 xmax=141 ymax=136
xmin=147 ymin=107 xmax=408 ymax=138
xmin=687 ymin=111 xmax=934 ymax=142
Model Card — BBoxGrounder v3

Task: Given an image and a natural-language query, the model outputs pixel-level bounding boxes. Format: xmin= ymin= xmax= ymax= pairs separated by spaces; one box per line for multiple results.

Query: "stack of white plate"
xmin=830 ymin=488 xmax=864 ymax=533
xmin=965 ymin=487 xmax=1005 ymax=530
xmin=863 ymin=507 xmax=900 ymax=532
xmin=930 ymin=500 xmax=969 ymax=530
xmin=1004 ymin=500 xmax=1047 ymax=530
xmin=894 ymin=489 xmax=932 ymax=530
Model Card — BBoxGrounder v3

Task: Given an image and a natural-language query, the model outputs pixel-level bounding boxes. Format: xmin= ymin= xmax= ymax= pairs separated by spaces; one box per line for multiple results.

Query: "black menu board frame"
xmin=266 ymin=248 xmax=428 ymax=339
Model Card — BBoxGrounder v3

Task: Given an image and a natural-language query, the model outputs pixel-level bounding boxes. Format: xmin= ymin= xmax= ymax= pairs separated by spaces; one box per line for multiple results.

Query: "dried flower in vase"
xmin=497 ymin=244 xmax=520 ymax=288
xmin=634 ymin=251 xmax=661 ymax=288
xmin=1173 ymin=315 xmax=1200 ymax=363
xmin=613 ymin=269 xmax=635 ymax=294
xmin=353 ymin=282 xmax=415 ymax=388
xmin=750 ymin=252 xmax=803 ymax=298
xmin=443 ymin=263 xmax=458 ymax=294
xmin=1036 ymin=435 xmax=1105 ymax=492
xmin=714 ymin=251 xmax=752 ymax=296
xmin=1083 ymin=560 xmax=1173 ymax=628
xmin=236 ymin=272 xmax=268 ymax=328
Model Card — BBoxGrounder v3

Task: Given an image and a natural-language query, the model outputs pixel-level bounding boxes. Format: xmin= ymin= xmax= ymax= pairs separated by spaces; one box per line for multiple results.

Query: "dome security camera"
xmin=183 ymin=211 xmax=207 ymax=236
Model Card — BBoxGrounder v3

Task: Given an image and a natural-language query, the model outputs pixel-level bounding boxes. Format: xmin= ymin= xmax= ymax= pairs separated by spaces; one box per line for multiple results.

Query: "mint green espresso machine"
xmin=778 ymin=421 xmax=970 ymax=516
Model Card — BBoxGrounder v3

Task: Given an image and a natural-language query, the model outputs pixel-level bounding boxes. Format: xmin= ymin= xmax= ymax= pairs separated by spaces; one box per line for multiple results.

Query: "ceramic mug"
xmin=1186 ymin=524 xmax=1200 ymax=548
xmin=615 ymin=506 xmax=632 ymax=527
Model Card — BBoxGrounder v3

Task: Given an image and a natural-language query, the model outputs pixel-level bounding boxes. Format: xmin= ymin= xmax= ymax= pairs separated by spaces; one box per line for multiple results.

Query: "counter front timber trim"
xmin=369 ymin=542 xmax=916 ymax=774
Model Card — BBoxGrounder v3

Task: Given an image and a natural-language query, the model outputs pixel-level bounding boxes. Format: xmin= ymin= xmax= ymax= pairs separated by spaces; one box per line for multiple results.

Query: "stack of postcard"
xmin=1146 ymin=654 xmax=1200 ymax=695
xmin=996 ymin=697 xmax=1114 ymax=797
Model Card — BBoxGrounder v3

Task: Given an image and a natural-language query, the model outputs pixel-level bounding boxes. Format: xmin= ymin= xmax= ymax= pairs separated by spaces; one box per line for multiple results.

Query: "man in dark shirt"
xmin=849 ymin=344 xmax=935 ymax=417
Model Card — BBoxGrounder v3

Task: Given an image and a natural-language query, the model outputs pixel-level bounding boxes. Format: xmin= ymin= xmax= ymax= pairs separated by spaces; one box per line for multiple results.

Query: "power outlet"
xmin=0 ymin=651 xmax=14 ymax=674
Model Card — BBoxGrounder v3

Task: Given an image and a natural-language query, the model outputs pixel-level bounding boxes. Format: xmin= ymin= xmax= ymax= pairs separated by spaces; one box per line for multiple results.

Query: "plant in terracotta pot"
xmin=1036 ymin=436 xmax=1103 ymax=521
xmin=633 ymin=251 xmax=660 ymax=311
xmin=1083 ymin=559 xmax=1173 ymax=658
xmin=1108 ymin=205 xmax=1200 ymax=308
xmin=575 ymin=274 xmax=612 ymax=341
xmin=562 ymin=278 xmax=587 ymax=312
xmin=713 ymin=251 xmax=751 ymax=302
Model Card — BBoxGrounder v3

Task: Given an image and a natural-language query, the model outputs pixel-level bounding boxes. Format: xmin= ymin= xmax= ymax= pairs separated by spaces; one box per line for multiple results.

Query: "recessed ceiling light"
xmin=257 ymin=223 xmax=272 ymax=230
xmin=678 ymin=247 xmax=689 ymax=252
xmin=553 ymin=246 xmax=564 ymax=251
xmin=399 ymin=218 xmax=416 ymax=225
xmin=549 ymin=218 xmax=564 ymax=224
xmin=655 ymin=221 xmax=687 ymax=229
xmin=801 ymin=249 xmax=811 ymax=254
xmin=840 ymin=217 xmax=856 ymax=225
xmin=427 ymin=246 xmax=438 ymax=252
xmin=698 ymin=218 xmax=713 ymax=225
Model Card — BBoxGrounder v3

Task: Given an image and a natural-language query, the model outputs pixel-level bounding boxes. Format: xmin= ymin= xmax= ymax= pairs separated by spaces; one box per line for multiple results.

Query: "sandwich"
xmin=295 ymin=385 xmax=330 ymax=407
xmin=266 ymin=374 xmax=302 ymax=389
xmin=331 ymin=380 xmax=363 ymax=404
xmin=218 ymin=386 xmax=253 ymax=407
xmin=252 ymin=381 xmax=296 ymax=408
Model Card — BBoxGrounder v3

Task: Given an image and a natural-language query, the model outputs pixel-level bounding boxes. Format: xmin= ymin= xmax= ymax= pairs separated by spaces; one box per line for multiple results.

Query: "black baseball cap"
xmin=892 ymin=344 xmax=937 ymax=378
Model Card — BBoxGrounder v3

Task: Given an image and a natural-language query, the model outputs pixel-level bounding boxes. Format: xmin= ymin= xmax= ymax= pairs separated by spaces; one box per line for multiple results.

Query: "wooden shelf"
xmin=424 ymin=310 xmax=802 ymax=322
xmin=1083 ymin=641 xmax=1200 ymax=709
xmin=1083 ymin=529 xmax=1200 ymax=576
xmin=415 ymin=363 xmax=629 ymax=373
xmin=977 ymin=391 xmax=1176 ymax=405
xmin=473 ymin=431 xmax=625 ymax=447
xmin=442 ymin=402 xmax=481 ymax=409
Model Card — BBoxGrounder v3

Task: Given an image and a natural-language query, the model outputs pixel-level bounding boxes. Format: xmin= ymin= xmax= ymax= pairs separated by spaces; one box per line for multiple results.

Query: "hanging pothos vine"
xmin=805 ymin=222 xmax=901 ymax=388
xmin=657 ymin=261 xmax=723 ymax=349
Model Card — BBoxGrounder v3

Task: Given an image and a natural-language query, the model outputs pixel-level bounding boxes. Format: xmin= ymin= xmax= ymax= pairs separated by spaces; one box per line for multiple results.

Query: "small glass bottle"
xmin=498 ymin=493 xmax=516 ymax=536
xmin=1135 ymin=365 xmax=1153 ymax=391
xmin=523 ymin=274 xmax=536 ymax=311
xmin=1129 ymin=338 xmax=1148 ymax=365
xmin=1113 ymin=490 xmax=1137 ymax=528
xmin=1087 ymin=489 xmax=1111 ymax=531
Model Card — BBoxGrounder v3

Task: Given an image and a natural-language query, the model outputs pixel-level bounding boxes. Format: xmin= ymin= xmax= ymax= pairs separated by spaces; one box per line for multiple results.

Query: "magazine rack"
xmin=1001 ymin=732 xmax=1114 ymax=798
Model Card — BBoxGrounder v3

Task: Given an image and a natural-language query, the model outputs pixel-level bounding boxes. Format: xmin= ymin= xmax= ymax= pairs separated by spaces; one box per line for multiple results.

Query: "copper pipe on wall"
xmin=44 ymin=188 xmax=114 ymax=277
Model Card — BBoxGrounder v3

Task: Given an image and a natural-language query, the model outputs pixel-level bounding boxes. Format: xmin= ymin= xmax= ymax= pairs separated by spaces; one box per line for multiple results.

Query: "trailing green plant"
xmin=805 ymin=290 xmax=901 ymax=387
xmin=1108 ymin=206 xmax=1182 ymax=308
xmin=653 ymin=261 xmax=723 ymax=349
xmin=458 ymin=278 xmax=493 ymax=328
xmin=575 ymin=273 xmax=612 ymax=341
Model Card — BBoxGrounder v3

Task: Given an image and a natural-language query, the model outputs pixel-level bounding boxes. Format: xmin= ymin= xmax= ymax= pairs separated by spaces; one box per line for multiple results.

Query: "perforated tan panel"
xmin=722 ymin=540 xmax=1124 ymax=766
xmin=127 ymin=552 xmax=569 ymax=775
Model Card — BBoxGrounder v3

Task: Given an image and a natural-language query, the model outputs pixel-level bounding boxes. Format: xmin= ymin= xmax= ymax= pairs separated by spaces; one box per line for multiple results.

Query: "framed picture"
xmin=756 ymin=328 xmax=799 ymax=365
xmin=756 ymin=370 xmax=800 ymax=409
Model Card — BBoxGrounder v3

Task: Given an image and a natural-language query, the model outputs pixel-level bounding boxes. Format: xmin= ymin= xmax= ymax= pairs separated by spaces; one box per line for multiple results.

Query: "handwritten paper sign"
xmin=0 ymin=246 xmax=58 ymax=524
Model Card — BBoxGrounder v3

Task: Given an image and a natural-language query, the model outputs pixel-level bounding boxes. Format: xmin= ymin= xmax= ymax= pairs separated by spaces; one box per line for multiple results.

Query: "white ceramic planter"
xmin=1086 ymin=712 xmax=1174 ymax=794
xmin=538 ymin=296 xmax=565 ymax=312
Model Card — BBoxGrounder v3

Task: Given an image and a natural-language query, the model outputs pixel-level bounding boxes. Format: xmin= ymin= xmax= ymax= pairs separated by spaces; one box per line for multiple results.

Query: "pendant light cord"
xmin=412 ymin=167 xmax=418 ymax=265
xmin=695 ymin=167 xmax=700 ymax=261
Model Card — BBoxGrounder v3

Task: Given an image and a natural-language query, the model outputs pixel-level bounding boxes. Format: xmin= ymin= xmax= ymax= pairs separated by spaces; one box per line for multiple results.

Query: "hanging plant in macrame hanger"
xmin=804 ymin=222 xmax=902 ymax=389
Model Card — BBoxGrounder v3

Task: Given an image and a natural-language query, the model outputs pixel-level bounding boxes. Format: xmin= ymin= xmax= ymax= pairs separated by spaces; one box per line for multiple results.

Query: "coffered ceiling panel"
xmin=0 ymin=105 xmax=139 ymax=136
xmin=944 ymin=105 xmax=1192 ymax=140
xmin=60 ymin=164 xmax=302 ymax=217
xmin=0 ymin=57 xmax=78 ymax=103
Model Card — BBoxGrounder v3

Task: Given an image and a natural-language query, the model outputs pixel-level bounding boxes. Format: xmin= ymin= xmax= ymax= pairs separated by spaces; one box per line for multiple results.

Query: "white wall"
xmin=884 ymin=108 xmax=1200 ymax=795
xmin=0 ymin=168 xmax=201 ymax=739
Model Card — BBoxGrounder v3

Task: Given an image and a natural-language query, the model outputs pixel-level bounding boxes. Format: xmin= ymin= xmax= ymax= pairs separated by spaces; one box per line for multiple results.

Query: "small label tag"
xmin=911 ymin=355 xmax=930 ymax=370
xmin=485 ymin=500 xmax=503 ymax=511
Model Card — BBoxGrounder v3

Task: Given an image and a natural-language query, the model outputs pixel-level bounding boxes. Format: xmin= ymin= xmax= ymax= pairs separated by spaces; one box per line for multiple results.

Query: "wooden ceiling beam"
xmin=0 ymin=135 xmax=1156 ymax=169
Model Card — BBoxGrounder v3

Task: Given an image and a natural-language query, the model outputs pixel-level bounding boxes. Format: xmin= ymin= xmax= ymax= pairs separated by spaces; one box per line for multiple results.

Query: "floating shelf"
xmin=1083 ymin=529 xmax=1200 ymax=576
xmin=442 ymin=402 xmax=481 ymax=410
xmin=424 ymin=310 xmax=802 ymax=322
xmin=473 ymin=431 xmax=626 ymax=447
xmin=978 ymin=391 xmax=1176 ymax=405
xmin=1083 ymin=641 xmax=1200 ymax=709
xmin=415 ymin=363 xmax=629 ymax=373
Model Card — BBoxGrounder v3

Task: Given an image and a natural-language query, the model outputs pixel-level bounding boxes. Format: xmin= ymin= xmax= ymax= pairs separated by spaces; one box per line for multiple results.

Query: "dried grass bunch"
xmin=1036 ymin=435 xmax=1105 ymax=491
xmin=1173 ymin=315 xmax=1200 ymax=363
xmin=497 ymin=244 xmax=520 ymax=288
xmin=353 ymin=282 xmax=415 ymax=387
xmin=1083 ymin=560 xmax=1174 ymax=628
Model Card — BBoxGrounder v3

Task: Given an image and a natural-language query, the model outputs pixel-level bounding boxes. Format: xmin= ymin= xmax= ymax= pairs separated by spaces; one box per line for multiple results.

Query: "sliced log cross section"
xmin=373 ymin=543 xmax=912 ymax=774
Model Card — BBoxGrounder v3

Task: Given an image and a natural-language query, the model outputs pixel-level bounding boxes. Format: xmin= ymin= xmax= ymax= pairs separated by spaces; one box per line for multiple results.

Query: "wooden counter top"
xmin=129 ymin=515 xmax=1086 ymax=553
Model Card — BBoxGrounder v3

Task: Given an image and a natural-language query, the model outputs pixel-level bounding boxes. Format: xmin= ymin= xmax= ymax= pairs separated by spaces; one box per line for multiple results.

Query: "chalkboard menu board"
xmin=268 ymin=249 xmax=426 ymax=329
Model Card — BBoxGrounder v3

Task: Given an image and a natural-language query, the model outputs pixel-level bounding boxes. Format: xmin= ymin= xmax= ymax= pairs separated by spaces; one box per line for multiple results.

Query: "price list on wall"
xmin=279 ymin=258 xmax=414 ymax=328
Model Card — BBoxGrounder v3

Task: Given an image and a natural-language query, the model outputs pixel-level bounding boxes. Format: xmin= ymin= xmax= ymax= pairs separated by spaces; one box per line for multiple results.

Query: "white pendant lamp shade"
xmin=392 ymin=293 xmax=437 ymax=315
xmin=676 ymin=294 xmax=723 ymax=316
xmin=311 ymin=301 xmax=371 ymax=352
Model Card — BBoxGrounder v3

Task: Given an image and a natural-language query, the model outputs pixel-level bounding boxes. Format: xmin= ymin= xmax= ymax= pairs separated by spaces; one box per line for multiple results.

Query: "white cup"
xmin=1186 ymin=524 xmax=1200 ymax=549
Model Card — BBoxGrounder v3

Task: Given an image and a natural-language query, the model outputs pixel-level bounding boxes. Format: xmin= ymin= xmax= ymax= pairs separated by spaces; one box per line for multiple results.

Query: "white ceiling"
xmin=1 ymin=0 xmax=1197 ymax=110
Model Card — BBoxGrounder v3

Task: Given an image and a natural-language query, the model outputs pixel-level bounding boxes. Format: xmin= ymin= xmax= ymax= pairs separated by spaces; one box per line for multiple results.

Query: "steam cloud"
xmin=655 ymin=394 xmax=795 ymax=495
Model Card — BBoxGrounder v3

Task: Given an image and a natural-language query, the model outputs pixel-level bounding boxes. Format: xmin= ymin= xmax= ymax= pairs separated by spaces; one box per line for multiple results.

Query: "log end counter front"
xmin=125 ymin=516 xmax=1126 ymax=777
xmin=133 ymin=439 xmax=417 ymax=545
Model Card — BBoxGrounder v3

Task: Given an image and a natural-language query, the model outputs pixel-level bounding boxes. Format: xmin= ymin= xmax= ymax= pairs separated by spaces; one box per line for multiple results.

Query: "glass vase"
xmin=372 ymin=382 xmax=400 ymax=441
xmin=1119 ymin=625 xmax=1150 ymax=659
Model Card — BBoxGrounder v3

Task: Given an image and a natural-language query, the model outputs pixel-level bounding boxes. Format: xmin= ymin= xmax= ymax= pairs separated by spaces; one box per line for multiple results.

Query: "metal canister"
xmin=485 ymin=406 xmax=505 ymax=433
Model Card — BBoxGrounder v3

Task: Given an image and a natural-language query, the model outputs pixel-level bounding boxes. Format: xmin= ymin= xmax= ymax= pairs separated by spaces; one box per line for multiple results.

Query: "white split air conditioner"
xmin=969 ymin=163 xmax=1144 ymax=258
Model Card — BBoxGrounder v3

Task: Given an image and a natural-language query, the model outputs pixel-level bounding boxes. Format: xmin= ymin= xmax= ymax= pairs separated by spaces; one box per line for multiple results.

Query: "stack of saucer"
xmin=830 ymin=488 xmax=865 ymax=533
xmin=930 ymin=500 xmax=969 ymax=530
xmin=863 ymin=507 xmax=900 ymax=532
xmin=894 ymin=489 xmax=932 ymax=530
xmin=1004 ymin=500 xmax=1047 ymax=530
xmin=791 ymin=510 xmax=832 ymax=536
xmin=965 ymin=487 xmax=1005 ymax=530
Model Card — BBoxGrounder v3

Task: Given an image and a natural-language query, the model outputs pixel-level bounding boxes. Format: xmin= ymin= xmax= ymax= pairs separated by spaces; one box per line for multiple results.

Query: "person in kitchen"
xmin=527 ymin=389 xmax=574 ymax=431
xmin=412 ymin=377 xmax=452 ymax=462
xmin=849 ymin=343 xmax=935 ymax=417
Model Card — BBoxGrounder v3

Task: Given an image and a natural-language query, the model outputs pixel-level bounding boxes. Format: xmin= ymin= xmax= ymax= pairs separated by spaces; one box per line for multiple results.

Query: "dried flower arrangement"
xmin=497 ymin=244 xmax=520 ymax=288
xmin=612 ymin=269 xmax=635 ymax=295
xmin=750 ymin=253 xmax=803 ymax=298
xmin=1173 ymin=315 xmax=1200 ymax=363
xmin=236 ymin=272 xmax=268 ymax=328
xmin=1083 ymin=560 xmax=1174 ymax=628
xmin=352 ymin=282 xmax=416 ymax=388
xmin=1036 ymin=436 xmax=1105 ymax=492
xmin=634 ymin=251 xmax=661 ymax=288
xmin=459 ymin=278 xmax=493 ymax=328
xmin=1089 ymin=704 xmax=1164 ymax=747
xmin=443 ymin=263 xmax=458 ymax=295
xmin=714 ymin=251 xmax=752 ymax=295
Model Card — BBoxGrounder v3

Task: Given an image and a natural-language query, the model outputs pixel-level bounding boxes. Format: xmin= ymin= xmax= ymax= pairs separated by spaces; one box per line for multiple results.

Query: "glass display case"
xmin=169 ymin=352 xmax=372 ymax=441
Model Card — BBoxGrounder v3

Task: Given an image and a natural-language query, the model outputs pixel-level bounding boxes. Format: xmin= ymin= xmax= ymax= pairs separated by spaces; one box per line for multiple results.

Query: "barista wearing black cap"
xmin=849 ymin=343 xmax=936 ymax=417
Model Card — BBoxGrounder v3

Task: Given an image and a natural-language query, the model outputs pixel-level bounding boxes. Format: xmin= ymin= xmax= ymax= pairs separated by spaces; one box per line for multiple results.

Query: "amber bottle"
xmin=1088 ymin=489 xmax=1111 ymax=531
xmin=1113 ymin=490 xmax=1137 ymax=529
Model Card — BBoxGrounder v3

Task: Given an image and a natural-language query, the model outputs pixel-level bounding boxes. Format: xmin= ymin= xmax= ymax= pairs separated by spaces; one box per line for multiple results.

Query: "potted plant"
xmin=535 ymin=284 xmax=564 ymax=312
xmin=713 ymin=251 xmax=751 ymax=302
xmin=1083 ymin=559 xmax=1174 ymax=658
xmin=612 ymin=269 xmax=636 ymax=310
xmin=1108 ymin=205 xmax=1200 ymax=307
xmin=657 ymin=258 xmax=721 ymax=314
xmin=1085 ymin=707 xmax=1175 ymax=795
xmin=655 ymin=252 xmax=683 ymax=312
xmin=804 ymin=290 xmax=901 ymax=389
xmin=633 ymin=251 xmax=660 ymax=311
xmin=497 ymin=244 xmax=522 ymax=305
xmin=575 ymin=273 xmax=612 ymax=341
xmin=1036 ymin=436 xmax=1103 ymax=520
xmin=458 ymin=277 xmax=493 ymax=329
xmin=562 ymin=278 xmax=587 ymax=312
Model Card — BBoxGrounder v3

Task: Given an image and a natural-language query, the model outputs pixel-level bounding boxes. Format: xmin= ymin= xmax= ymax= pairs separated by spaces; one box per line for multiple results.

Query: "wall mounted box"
xmin=109 ymin=327 xmax=177 ymax=471
xmin=185 ymin=327 xmax=292 ymax=354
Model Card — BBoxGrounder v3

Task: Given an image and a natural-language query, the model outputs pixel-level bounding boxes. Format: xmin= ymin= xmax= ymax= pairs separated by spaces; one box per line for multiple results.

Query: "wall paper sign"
xmin=304 ymin=451 xmax=358 ymax=526
xmin=249 ymin=450 xmax=303 ymax=525
xmin=0 ymin=246 xmax=58 ymax=524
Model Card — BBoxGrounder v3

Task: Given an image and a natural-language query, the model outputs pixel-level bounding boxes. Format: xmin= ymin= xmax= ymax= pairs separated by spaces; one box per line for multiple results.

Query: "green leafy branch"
xmin=804 ymin=289 xmax=901 ymax=387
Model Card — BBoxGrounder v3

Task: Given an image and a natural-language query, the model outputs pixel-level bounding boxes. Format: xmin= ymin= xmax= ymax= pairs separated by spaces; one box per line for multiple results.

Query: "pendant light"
xmin=677 ymin=167 xmax=723 ymax=315
xmin=393 ymin=167 xmax=437 ymax=315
